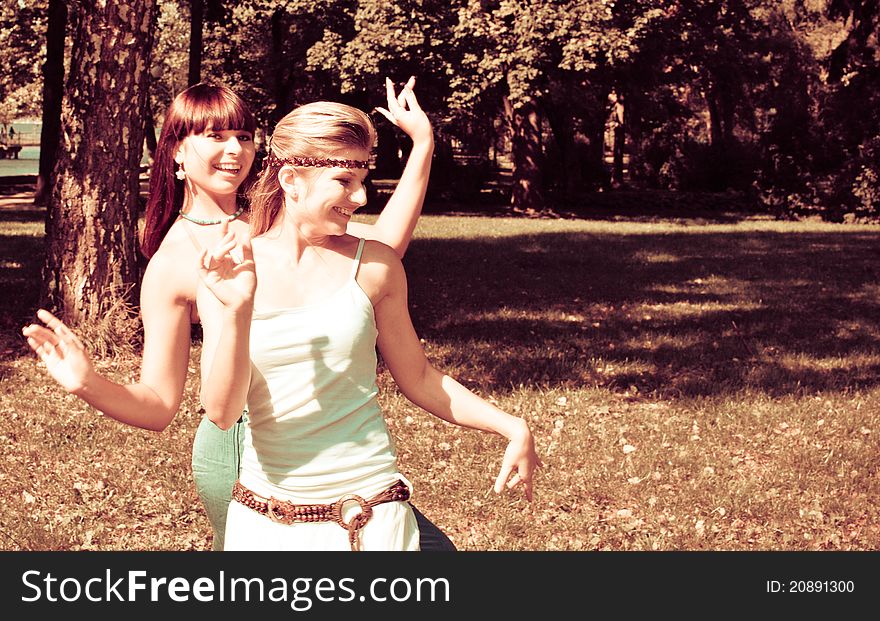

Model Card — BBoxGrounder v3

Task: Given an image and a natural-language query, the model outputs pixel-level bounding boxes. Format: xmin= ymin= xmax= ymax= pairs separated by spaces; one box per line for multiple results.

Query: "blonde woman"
xmin=197 ymin=100 xmax=540 ymax=550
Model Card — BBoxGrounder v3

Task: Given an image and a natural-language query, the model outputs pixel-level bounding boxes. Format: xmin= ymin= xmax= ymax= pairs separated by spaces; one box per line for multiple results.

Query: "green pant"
xmin=191 ymin=414 xmax=247 ymax=551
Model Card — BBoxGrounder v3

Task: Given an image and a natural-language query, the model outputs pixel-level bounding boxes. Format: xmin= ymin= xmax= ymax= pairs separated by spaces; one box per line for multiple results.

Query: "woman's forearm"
xmin=201 ymin=309 xmax=252 ymax=430
xmin=69 ymin=373 xmax=179 ymax=432
xmin=402 ymin=363 xmax=528 ymax=441
xmin=370 ymin=137 xmax=433 ymax=256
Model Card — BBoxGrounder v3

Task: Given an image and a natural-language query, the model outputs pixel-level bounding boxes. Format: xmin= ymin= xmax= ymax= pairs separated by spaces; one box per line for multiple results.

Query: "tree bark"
xmin=544 ymin=99 xmax=582 ymax=199
xmin=42 ymin=0 xmax=158 ymax=323
xmin=188 ymin=0 xmax=204 ymax=86
xmin=707 ymin=78 xmax=735 ymax=150
xmin=587 ymin=111 xmax=608 ymax=189
xmin=144 ymin=97 xmax=157 ymax=161
xmin=707 ymin=87 xmax=723 ymax=148
xmin=34 ymin=0 xmax=67 ymax=206
xmin=610 ymin=91 xmax=626 ymax=187
xmin=506 ymin=96 xmax=545 ymax=212
xmin=270 ymin=8 xmax=288 ymax=123
xmin=374 ymin=122 xmax=402 ymax=178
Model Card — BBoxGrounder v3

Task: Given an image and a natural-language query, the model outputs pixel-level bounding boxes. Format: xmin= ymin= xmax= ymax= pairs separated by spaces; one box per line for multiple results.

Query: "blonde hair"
xmin=249 ymin=102 xmax=377 ymax=235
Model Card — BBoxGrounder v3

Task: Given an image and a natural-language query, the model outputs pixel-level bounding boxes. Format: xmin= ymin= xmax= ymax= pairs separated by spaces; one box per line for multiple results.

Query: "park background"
xmin=0 ymin=1 xmax=878 ymax=550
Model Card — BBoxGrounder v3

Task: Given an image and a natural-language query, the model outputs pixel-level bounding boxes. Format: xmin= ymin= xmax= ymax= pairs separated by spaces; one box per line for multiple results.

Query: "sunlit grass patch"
xmin=633 ymin=251 xmax=680 ymax=264
xmin=383 ymin=366 xmax=880 ymax=550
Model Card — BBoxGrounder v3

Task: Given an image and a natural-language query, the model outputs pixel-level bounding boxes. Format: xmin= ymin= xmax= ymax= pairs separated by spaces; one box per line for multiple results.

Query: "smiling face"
xmin=175 ymin=127 xmax=256 ymax=198
xmin=284 ymin=148 xmax=370 ymax=236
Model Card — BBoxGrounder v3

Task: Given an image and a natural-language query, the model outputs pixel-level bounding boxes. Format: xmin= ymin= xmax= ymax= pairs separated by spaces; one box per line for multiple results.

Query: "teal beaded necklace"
xmin=178 ymin=204 xmax=246 ymax=225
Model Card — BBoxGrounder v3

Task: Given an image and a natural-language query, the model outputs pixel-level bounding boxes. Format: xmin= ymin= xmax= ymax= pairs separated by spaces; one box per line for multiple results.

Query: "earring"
xmin=175 ymin=164 xmax=186 ymax=180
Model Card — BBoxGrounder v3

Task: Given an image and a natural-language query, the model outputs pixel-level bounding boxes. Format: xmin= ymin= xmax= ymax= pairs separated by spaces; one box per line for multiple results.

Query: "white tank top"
xmin=238 ymin=239 xmax=404 ymax=502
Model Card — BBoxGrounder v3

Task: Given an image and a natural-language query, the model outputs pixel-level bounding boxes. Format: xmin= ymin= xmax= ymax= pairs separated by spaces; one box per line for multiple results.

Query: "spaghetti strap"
xmin=350 ymin=238 xmax=366 ymax=280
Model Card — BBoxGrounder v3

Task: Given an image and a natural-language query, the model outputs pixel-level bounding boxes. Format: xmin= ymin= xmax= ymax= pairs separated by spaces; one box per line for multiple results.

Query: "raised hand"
xmin=493 ymin=423 xmax=542 ymax=502
xmin=22 ymin=309 xmax=94 ymax=394
xmin=374 ymin=76 xmax=433 ymax=145
xmin=196 ymin=221 xmax=256 ymax=313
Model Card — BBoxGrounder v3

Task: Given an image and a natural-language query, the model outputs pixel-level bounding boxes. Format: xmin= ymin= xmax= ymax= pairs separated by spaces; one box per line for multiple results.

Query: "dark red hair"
xmin=140 ymin=83 xmax=257 ymax=258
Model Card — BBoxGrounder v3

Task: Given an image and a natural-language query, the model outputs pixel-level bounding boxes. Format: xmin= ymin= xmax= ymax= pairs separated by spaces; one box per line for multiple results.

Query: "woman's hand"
xmin=196 ymin=221 xmax=256 ymax=314
xmin=375 ymin=76 xmax=433 ymax=146
xmin=493 ymin=420 xmax=542 ymax=502
xmin=22 ymin=309 xmax=95 ymax=394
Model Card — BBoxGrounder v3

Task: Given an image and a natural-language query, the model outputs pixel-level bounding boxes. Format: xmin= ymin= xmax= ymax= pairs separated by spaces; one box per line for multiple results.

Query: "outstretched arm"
xmin=22 ymin=254 xmax=194 ymax=432
xmin=368 ymin=244 xmax=540 ymax=500
xmin=348 ymin=76 xmax=433 ymax=258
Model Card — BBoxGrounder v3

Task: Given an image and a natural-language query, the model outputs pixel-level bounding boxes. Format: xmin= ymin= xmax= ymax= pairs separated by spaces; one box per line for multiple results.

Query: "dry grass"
xmin=1 ymin=193 xmax=879 ymax=550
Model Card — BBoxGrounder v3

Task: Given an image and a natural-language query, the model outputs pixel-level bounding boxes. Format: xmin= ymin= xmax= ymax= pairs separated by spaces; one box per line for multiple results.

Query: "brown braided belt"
xmin=232 ymin=479 xmax=411 ymax=551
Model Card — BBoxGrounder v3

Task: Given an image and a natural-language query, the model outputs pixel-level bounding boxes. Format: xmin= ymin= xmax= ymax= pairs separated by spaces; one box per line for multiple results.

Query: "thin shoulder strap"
xmin=181 ymin=219 xmax=205 ymax=254
xmin=349 ymin=238 xmax=366 ymax=280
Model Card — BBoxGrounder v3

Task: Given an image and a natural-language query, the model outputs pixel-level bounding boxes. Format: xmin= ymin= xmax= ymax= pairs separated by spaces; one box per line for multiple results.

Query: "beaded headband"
xmin=264 ymin=150 xmax=369 ymax=169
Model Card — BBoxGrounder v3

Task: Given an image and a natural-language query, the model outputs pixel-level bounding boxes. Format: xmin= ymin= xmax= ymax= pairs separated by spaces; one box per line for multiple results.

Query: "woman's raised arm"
xmin=348 ymin=77 xmax=433 ymax=257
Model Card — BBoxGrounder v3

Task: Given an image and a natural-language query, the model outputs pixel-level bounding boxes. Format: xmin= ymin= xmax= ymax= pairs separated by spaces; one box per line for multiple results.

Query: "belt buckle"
xmin=332 ymin=494 xmax=373 ymax=530
xmin=266 ymin=497 xmax=295 ymax=525
xmin=333 ymin=494 xmax=373 ymax=551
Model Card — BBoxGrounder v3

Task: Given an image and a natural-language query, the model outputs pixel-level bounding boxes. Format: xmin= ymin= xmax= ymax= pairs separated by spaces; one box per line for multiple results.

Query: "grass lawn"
xmin=1 ymin=191 xmax=879 ymax=550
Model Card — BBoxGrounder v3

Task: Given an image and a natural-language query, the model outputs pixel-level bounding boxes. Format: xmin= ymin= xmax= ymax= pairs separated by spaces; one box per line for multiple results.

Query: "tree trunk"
xmin=34 ymin=0 xmax=67 ymax=206
xmin=720 ymin=90 xmax=735 ymax=150
xmin=188 ymin=0 xmax=204 ymax=86
xmin=610 ymin=91 xmax=626 ymax=187
xmin=374 ymin=122 xmax=402 ymax=178
xmin=626 ymin=93 xmax=646 ymax=184
xmin=707 ymin=76 xmax=737 ymax=190
xmin=270 ymin=8 xmax=287 ymax=123
xmin=42 ymin=1 xmax=158 ymax=323
xmin=707 ymin=87 xmax=723 ymax=148
xmin=707 ymin=75 xmax=736 ymax=146
xmin=506 ymin=96 xmax=545 ymax=212
xmin=544 ymin=99 xmax=583 ymax=199
xmin=587 ymin=112 xmax=608 ymax=188
xmin=144 ymin=97 xmax=157 ymax=162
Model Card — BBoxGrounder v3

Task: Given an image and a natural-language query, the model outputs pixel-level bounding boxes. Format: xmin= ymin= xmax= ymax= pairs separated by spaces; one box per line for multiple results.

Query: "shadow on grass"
xmin=2 ymin=201 xmax=879 ymax=397
xmin=417 ymin=189 xmax=765 ymax=224
xmin=403 ymin=228 xmax=880 ymax=397
xmin=0 ymin=226 xmax=43 ymax=357
xmin=555 ymin=189 xmax=766 ymax=224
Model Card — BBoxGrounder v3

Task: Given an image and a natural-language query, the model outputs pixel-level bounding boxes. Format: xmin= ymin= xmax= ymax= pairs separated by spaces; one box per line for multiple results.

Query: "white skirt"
xmin=224 ymin=497 xmax=419 ymax=551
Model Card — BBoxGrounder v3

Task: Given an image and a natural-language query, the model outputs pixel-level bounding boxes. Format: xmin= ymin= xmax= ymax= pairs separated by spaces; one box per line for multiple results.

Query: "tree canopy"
xmin=20 ymin=0 xmax=867 ymax=217
xmin=0 ymin=0 xmax=46 ymax=123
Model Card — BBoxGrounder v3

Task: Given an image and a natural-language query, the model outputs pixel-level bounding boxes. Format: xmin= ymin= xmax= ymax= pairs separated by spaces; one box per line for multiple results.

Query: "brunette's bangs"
xmin=179 ymin=87 xmax=256 ymax=138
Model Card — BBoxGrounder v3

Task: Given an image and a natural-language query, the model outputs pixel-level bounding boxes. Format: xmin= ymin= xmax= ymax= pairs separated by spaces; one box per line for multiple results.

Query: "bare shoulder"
xmin=360 ymin=238 xmax=402 ymax=272
xmin=141 ymin=223 xmax=199 ymax=303
xmin=356 ymin=238 xmax=405 ymax=303
xmin=329 ymin=234 xmax=397 ymax=266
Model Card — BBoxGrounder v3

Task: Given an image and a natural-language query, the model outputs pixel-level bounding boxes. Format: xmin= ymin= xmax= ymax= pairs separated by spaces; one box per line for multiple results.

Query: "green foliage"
xmin=309 ymin=0 xmax=430 ymax=91
xmin=447 ymin=0 xmax=619 ymax=111
xmin=0 ymin=81 xmax=42 ymax=124
xmin=5 ymin=0 xmax=878 ymax=217
xmin=850 ymin=134 xmax=880 ymax=215
xmin=0 ymin=0 xmax=47 ymax=122
xmin=750 ymin=0 xmax=880 ymax=217
xmin=200 ymin=0 xmax=355 ymax=125
xmin=151 ymin=0 xmax=190 ymax=116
